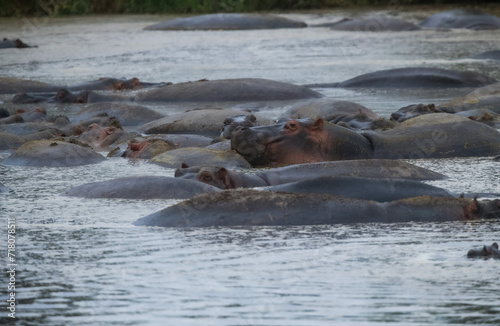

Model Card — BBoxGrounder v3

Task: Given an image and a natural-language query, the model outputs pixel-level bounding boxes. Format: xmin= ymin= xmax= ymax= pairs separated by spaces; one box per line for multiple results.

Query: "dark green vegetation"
xmin=2 ymin=0 xmax=497 ymax=16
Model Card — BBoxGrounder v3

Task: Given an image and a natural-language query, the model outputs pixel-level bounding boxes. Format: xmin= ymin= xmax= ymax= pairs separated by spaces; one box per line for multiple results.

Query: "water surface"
xmin=1 ymin=9 xmax=500 ymax=325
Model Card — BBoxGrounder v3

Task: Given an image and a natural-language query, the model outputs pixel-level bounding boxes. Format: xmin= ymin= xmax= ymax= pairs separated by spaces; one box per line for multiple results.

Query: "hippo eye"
xmin=200 ymin=175 xmax=212 ymax=182
xmin=285 ymin=121 xmax=298 ymax=130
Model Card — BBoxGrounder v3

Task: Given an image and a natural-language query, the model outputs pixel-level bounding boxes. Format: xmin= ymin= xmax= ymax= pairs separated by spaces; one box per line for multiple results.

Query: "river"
xmin=1 ymin=7 xmax=500 ymax=325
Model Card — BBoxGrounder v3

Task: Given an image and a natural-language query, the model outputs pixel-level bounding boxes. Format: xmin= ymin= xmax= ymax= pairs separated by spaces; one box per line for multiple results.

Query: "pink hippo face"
xmin=78 ymin=123 xmax=125 ymax=150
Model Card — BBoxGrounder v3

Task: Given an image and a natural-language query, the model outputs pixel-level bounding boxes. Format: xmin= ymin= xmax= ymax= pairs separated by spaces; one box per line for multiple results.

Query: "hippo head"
xmin=78 ymin=123 xmax=119 ymax=149
xmin=230 ymin=118 xmax=331 ymax=166
xmin=52 ymin=89 xmax=88 ymax=103
xmin=175 ymin=164 xmax=235 ymax=189
xmin=113 ymin=77 xmax=142 ymax=90
xmin=475 ymin=198 xmax=500 ymax=220
xmin=123 ymin=139 xmax=176 ymax=159
xmin=467 ymin=242 xmax=499 ymax=259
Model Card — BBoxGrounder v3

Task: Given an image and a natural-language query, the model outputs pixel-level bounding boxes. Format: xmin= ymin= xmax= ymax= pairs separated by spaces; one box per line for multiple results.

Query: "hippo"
xmin=138 ymin=108 xmax=271 ymax=138
xmin=0 ymin=77 xmax=62 ymax=94
xmin=264 ymin=176 xmax=452 ymax=202
xmin=2 ymin=140 xmax=105 ymax=167
xmin=120 ymin=138 xmax=176 ymax=159
xmin=276 ymin=98 xmax=392 ymax=130
xmin=174 ymin=160 xmax=446 ymax=190
xmin=73 ymin=103 xmax=165 ymax=127
xmin=108 ymin=134 xmax=214 ymax=157
xmin=0 ymin=132 xmax=24 ymax=150
xmin=0 ymin=113 xmax=24 ymax=125
xmin=420 ymin=9 xmax=500 ymax=30
xmin=0 ymin=76 xmax=163 ymax=95
xmin=390 ymin=103 xmax=439 ymax=123
xmin=303 ymin=67 xmax=497 ymax=88
xmin=135 ymin=78 xmax=323 ymax=102
xmin=0 ymin=38 xmax=33 ymax=49
xmin=152 ymin=147 xmax=251 ymax=169
xmin=147 ymin=134 xmax=213 ymax=148
xmin=78 ymin=123 xmax=133 ymax=151
xmin=17 ymin=107 xmax=47 ymax=122
xmin=12 ymin=89 xmax=131 ymax=104
xmin=0 ymin=108 xmax=9 ymax=118
xmin=66 ymin=77 xmax=164 ymax=92
xmin=438 ymin=83 xmax=500 ymax=113
xmin=472 ymin=50 xmax=500 ymax=61
xmin=467 ymin=242 xmax=500 ymax=259
xmin=134 ymin=190 xmax=500 ymax=227
xmin=317 ymin=16 xmax=420 ymax=31
xmin=144 ymin=13 xmax=307 ymax=30
xmin=64 ymin=176 xmax=220 ymax=200
xmin=231 ymin=115 xmax=500 ymax=166
xmin=455 ymin=109 xmax=500 ymax=128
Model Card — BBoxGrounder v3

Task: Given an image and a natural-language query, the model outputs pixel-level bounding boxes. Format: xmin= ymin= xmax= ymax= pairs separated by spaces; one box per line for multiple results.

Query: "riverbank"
xmin=2 ymin=0 xmax=500 ymax=17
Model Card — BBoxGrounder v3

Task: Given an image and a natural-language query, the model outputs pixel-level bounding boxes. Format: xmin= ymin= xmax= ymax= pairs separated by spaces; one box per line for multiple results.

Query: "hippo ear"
xmin=493 ymin=243 xmax=499 ymax=250
xmin=105 ymin=127 xmax=116 ymax=135
xmin=464 ymin=196 xmax=480 ymax=219
xmin=216 ymin=167 xmax=235 ymax=189
xmin=181 ymin=163 xmax=189 ymax=168
xmin=311 ymin=119 xmax=324 ymax=130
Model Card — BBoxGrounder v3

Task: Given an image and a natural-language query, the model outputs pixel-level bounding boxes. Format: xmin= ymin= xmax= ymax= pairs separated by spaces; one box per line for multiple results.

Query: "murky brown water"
xmin=1 ymin=7 xmax=500 ymax=325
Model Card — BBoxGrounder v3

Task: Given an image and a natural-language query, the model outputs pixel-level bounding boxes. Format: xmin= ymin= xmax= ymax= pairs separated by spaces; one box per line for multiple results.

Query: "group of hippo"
xmin=2 ymin=8 xmax=500 ymax=258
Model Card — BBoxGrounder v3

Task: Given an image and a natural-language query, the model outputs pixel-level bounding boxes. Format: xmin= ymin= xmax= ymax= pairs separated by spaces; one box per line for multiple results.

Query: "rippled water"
xmin=1 ymin=7 xmax=500 ymax=325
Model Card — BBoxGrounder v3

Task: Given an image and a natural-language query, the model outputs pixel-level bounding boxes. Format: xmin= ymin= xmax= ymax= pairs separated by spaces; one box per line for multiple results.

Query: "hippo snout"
xmin=231 ymin=127 xmax=269 ymax=165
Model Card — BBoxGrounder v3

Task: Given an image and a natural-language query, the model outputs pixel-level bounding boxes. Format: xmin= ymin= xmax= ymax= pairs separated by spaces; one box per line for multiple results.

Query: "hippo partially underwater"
xmin=303 ymin=67 xmax=497 ymax=88
xmin=420 ymin=9 xmax=500 ymax=30
xmin=231 ymin=114 xmax=500 ymax=166
xmin=144 ymin=13 xmax=307 ymax=30
xmin=175 ymin=160 xmax=446 ymax=189
xmin=134 ymin=190 xmax=500 ymax=227
xmin=317 ymin=16 xmax=420 ymax=31
xmin=467 ymin=242 xmax=500 ymax=259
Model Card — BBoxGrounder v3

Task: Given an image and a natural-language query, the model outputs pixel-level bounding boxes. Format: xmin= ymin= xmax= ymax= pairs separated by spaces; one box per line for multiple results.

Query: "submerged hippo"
xmin=134 ymin=190 xmax=500 ymax=227
xmin=144 ymin=13 xmax=306 ymax=30
xmin=175 ymin=160 xmax=446 ymax=189
xmin=138 ymin=108 xmax=271 ymax=138
xmin=303 ymin=67 xmax=497 ymax=88
xmin=78 ymin=123 xmax=133 ymax=151
xmin=0 ymin=77 xmax=162 ymax=95
xmin=0 ymin=77 xmax=61 ymax=94
xmin=12 ymin=89 xmax=131 ymax=104
xmin=264 ymin=176 xmax=452 ymax=202
xmin=66 ymin=77 xmax=164 ymax=91
xmin=73 ymin=103 xmax=165 ymax=127
xmin=318 ymin=16 xmax=420 ymax=31
xmin=64 ymin=176 xmax=220 ymax=200
xmin=120 ymin=138 xmax=176 ymax=159
xmin=420 ymin=9 xmax=500 ymax=30
xmin=0 ymin=38 xmax=33 ymax=49
xmin=472 ymin=50 xmax=500 ymax=60
xmin=467 ymin=242 xmax=500 ymax=259
xmin=277 ymin=98 xmax=390 ymax=130
xmin=152 ymin=147 xmax=251 ymax=169
xmin=135 ymin=78 xmax=323 ymax=102
xmin=0 ymin=132 xmax=24 ymax=150
xmin=231 ymin=115 xmax=500 ymax=166
xmin=438 ymin=83 xmax=500 ymax=113
xmin=390 ymin=103 xmax=439 ymax=123
xmin=2 ymin=140 xmax=105 ymax=167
